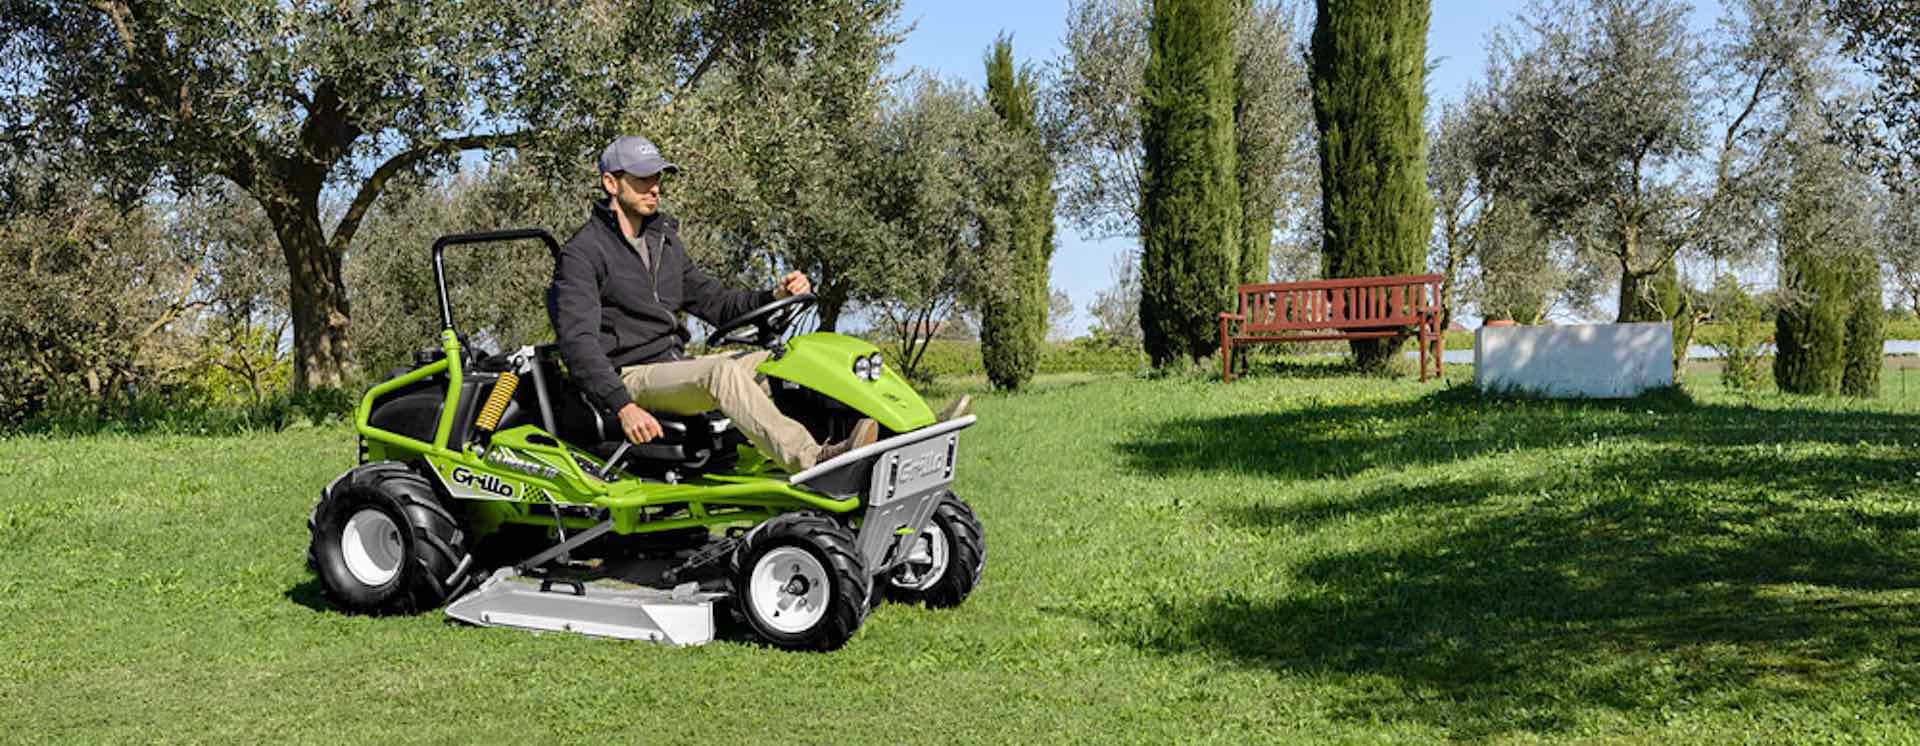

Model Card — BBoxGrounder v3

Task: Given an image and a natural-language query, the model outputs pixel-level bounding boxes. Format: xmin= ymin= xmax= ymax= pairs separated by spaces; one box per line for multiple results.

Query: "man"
xmin=547 ymin=135 xmax=876 ymax=473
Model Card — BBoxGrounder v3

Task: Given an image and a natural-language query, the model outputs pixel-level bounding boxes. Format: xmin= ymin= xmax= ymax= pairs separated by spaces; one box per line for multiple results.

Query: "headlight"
xmin=853 ymin=355 xmax=872 ymax=380
xmin=866 ymin=353 xmax=883 ymax=380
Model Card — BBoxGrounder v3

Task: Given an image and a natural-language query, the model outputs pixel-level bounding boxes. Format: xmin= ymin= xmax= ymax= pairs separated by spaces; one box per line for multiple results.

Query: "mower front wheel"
xmin=309 ymin=462 xmax=473 ymax=615
xmin=729 ymin=513 xmax=869 ymax=651
xmin=882 ymin=492 xmax=985 ymax=608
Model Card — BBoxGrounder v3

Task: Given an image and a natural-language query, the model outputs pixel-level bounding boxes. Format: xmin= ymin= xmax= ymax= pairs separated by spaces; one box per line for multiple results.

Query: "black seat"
xmin=520 ymin=345 xmax=743 ymax=476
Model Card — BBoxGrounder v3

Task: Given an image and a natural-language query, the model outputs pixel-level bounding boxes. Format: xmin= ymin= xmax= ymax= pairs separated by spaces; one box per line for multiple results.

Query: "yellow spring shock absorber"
xmin=474 ymin=371 xmax=520 ymax=433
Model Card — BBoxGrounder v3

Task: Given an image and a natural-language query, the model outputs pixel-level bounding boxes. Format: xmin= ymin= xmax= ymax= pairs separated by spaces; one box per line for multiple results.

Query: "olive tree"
xmin=1472 ymin=0 xmax=1818 ymax=365
xmin=1827 ymin=0 xmax=1920 ymax=188
xmin=3 ymin=0 xmax=897 ymax=391
xmin=857 ymin=76 xmax=1040 ymax=381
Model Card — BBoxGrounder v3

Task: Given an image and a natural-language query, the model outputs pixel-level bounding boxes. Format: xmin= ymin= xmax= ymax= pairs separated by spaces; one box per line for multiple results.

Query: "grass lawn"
xmin=5 ymin=363 xmax=1920 ymax=743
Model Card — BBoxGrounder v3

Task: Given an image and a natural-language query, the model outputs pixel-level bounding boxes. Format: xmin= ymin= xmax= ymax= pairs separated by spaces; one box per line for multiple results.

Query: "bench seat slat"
xmin=1245 ymin=317 xmax=1422 ymax=332
xmin=1231 ymin=331 xmax=1405 ymax=343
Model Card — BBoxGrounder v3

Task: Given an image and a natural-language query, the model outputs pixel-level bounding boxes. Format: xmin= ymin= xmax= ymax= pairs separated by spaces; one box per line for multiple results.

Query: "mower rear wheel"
xmin=309 ymin=462 xmax=473 ymax=615
xmin=729 ymin=513 xmax=869 ymax=651
xmin=882 ymin=492 xmax=984 ymax=608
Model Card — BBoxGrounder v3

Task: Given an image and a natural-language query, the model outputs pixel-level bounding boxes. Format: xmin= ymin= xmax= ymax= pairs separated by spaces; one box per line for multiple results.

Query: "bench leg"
xmin=1418 ymin=331 xmax=1429 ymax=383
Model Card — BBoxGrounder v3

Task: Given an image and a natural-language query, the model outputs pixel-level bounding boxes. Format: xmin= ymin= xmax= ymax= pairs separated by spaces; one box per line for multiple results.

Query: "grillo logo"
xmin=896 ymin=452 xmax=943 ymax=483
xmin=451 ymin=466 xmax=515 ymax=498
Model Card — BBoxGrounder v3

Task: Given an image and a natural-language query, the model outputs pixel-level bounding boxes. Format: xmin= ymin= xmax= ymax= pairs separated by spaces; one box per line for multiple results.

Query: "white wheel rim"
xmin=890 ymin=524 xmax=948 ymax=592
xmin=748 ymin=546 xmax=831 ymax=635
xmin=342 ymin=509 xmax=404 ymax=587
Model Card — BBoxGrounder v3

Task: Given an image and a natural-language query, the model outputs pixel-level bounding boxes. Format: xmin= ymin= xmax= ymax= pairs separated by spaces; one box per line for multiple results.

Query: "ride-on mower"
xmin=305 ymin=229 xmax=983 ymax=650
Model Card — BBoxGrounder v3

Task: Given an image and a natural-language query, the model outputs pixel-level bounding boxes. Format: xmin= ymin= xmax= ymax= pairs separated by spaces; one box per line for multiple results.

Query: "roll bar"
xmin=429 ymin=228 xmax=562 ymax=332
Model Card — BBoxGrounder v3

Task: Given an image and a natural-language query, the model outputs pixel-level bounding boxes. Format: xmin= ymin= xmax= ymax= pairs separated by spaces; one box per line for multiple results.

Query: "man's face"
xmin=602 ymin=170 xmax=663 ymax=217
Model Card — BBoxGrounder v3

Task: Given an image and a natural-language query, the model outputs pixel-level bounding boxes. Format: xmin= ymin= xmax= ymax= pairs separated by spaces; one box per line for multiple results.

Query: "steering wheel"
xmin=705 ymin=292 xmax=817 ymax=348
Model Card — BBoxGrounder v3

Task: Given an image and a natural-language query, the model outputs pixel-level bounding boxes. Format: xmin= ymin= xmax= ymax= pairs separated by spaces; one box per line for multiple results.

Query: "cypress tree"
xmin=1841 ymin=249 xmax=1884 ymax=397
xmin=1775 ymin=259 xmax=1847 ymax=395
xmin=981 ymin=36 xmax=1055 ymax=390
xmin=1775 ymin=87 xmax=1865 ymax=396
xmin=1141 ymin=0 xmax=1242 ymax=367
xmin=1310 ymin=0 xmax=1431 ymax=372
xmin=1774 ymin=184 xmax=1849 ymax=396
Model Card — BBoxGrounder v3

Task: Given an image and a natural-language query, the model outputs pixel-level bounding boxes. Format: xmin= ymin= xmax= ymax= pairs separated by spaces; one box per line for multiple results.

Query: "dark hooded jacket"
xmin=547 ymin=200 xmax=773 ymax=414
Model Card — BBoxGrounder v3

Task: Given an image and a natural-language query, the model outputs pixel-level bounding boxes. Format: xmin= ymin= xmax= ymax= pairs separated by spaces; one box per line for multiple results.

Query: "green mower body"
xmin=354 ymin=328 xmax=935 ymax=540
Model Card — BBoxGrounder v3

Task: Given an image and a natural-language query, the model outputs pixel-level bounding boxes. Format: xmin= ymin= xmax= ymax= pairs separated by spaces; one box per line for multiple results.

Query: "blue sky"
xmin=886 ymin=0 xmax=1723 ymax=329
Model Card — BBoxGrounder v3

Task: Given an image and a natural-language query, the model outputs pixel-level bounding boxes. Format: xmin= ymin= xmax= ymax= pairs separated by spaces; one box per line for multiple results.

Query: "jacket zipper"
xmin=650 ymin=233 xmax=661 ymax=306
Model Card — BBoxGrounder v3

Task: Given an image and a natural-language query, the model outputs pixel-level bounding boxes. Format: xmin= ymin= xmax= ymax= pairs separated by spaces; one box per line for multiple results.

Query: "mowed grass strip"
xmin=4 ymin=366 xmax=1920 ymax=743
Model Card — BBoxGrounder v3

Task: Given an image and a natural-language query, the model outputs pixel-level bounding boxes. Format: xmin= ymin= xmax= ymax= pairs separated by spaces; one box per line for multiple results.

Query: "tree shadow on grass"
xmin=1117 ymin=386 xmax=1918 ymax=483
xmin=1090 ymin=391 xmax=1920 ymax=737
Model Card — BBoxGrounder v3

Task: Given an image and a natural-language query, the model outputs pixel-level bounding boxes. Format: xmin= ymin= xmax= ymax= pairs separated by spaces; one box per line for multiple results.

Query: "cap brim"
xmin=610 ymin=157 xmax=679 ymax=178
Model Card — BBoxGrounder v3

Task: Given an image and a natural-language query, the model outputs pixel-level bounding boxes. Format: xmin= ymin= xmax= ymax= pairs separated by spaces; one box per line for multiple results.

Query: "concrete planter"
xmin=1474 ymin=322 xmax=1675 ymax=398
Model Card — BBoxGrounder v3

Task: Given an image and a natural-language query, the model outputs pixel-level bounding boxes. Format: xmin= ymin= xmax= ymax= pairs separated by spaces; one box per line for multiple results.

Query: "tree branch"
xmin=89 ymin=0 xmax=136 ymax=55
xmin=683 ymin=40 xmax=728 ymax=94
xmin=327 ymin=131 xmax=533 ymax=253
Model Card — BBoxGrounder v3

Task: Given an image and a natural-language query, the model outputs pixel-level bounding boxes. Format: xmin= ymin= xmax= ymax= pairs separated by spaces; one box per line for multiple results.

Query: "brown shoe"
xmin=937 ymin=394 xmax=972 ymax=421
xmin=818 ymin=418 xmax=880 ymax=462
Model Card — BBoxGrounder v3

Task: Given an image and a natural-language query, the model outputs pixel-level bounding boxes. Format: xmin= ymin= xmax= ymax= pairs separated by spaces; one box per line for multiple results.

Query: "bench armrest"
xmin=1218 ymin=311 xmax=1246 ymax=321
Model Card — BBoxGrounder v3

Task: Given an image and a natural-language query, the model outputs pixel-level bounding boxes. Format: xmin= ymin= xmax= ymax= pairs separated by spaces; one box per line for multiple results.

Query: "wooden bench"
xmin=1217 ymin=274 xmax=1445 ymax=382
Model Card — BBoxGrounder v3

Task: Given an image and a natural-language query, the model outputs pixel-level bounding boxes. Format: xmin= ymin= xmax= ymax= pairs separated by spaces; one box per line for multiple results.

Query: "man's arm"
xmin=682 ymin=255 xmax=775 ymax=325
xmin=548 ymin=245 xmax=633 ymax=414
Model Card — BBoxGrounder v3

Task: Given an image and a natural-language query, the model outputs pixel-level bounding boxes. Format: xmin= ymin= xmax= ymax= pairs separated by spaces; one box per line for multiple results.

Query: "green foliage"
xmin=9 ymin=386 xmax=351 ymax=437
xmin=1828 ymin=0 xmax=1920 ymax=187
xmin=1885 ymin=318 xmax=1920 ymax=339
xmin=0 ymin=185 xmax=197 ymax=424
xmin=1140 ymin=0 xmax=1242 ymax=367
xmin=1310 ymin=0 xmax=1432 ymax=371
xmin=1774 ymin=276 xmax=1849 ymax=396
xmin=1232 ymin=1 xmax=1315 ymax=286
xmin=5 ymin=0 xmax=903 ymax=390
xmin=347 ymin=161 xmax=578 ymax=377
xmin=1704 ymin=274 xmax=1770 ymax=391
xmin=1470 ymin=0 xmax=1805 ymax=350
xmin=858 ymin=76 xmax=1041 ymax=383
xmin=979 ymin=36 xmax=1056 ymax=391
xmin=1649 ymin=263 xmax=1696 ymax=372
xmin=1776 ymin=80 xmax=1880 ymax=397
xmin=906 ymin=339 xmax=1149 ymax=379
xmin=635 ymin=1 xmax=906 ymax=332
xmin=1842 ymin=252 xmax=1886 ymax=397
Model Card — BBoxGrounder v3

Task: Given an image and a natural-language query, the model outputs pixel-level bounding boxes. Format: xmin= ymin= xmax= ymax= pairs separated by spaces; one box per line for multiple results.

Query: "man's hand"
xmin=617 ymin=403 xmax=663 ymax=443
xmin=773 ymin=270 xmax=812 ymax=299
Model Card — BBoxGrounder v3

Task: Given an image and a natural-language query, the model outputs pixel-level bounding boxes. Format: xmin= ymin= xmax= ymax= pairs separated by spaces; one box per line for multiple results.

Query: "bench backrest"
xmin=1233 ymin=274 xmax=1442 ymax=332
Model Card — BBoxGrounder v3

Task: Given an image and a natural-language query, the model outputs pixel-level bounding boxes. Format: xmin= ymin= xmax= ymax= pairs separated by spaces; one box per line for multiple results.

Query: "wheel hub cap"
xmin=342 ymin=509 xmax=403 ymax=587
xmin=749 ymin=547 xmax=830 ymax=634
xmin=889 ymin=524 xmax=948 ymax=592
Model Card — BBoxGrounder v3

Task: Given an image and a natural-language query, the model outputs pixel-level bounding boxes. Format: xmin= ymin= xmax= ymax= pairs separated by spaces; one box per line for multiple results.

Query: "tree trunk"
xmin=1617 ymin=260 xmax=1693 ymax=372
xmin=816 ymin=282 xmax=849 ymax=333
xmin=1616 ymin=268 xmax=1661 ymax=322
xmin=266 ymin=202 xmax=354 ymax=391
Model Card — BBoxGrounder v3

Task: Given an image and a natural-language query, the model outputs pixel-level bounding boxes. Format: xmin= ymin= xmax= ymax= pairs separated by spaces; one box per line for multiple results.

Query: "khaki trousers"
xmin=619 ymin=350 xmax=822 ymax=472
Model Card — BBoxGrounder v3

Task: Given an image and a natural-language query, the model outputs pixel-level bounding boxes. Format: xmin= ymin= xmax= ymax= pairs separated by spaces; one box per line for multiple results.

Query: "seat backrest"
xmin=1235 ymin=274 xmax=1442 ymax=332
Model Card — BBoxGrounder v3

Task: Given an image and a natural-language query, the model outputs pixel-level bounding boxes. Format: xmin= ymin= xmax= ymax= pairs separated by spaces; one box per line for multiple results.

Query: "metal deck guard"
xmin=790 ymin=415 xmax=977 ymax=572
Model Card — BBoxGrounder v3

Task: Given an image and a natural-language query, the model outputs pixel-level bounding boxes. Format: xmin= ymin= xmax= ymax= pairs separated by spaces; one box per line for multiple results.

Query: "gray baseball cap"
xmin=598 ymin=135 xmax=679 ymax=178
